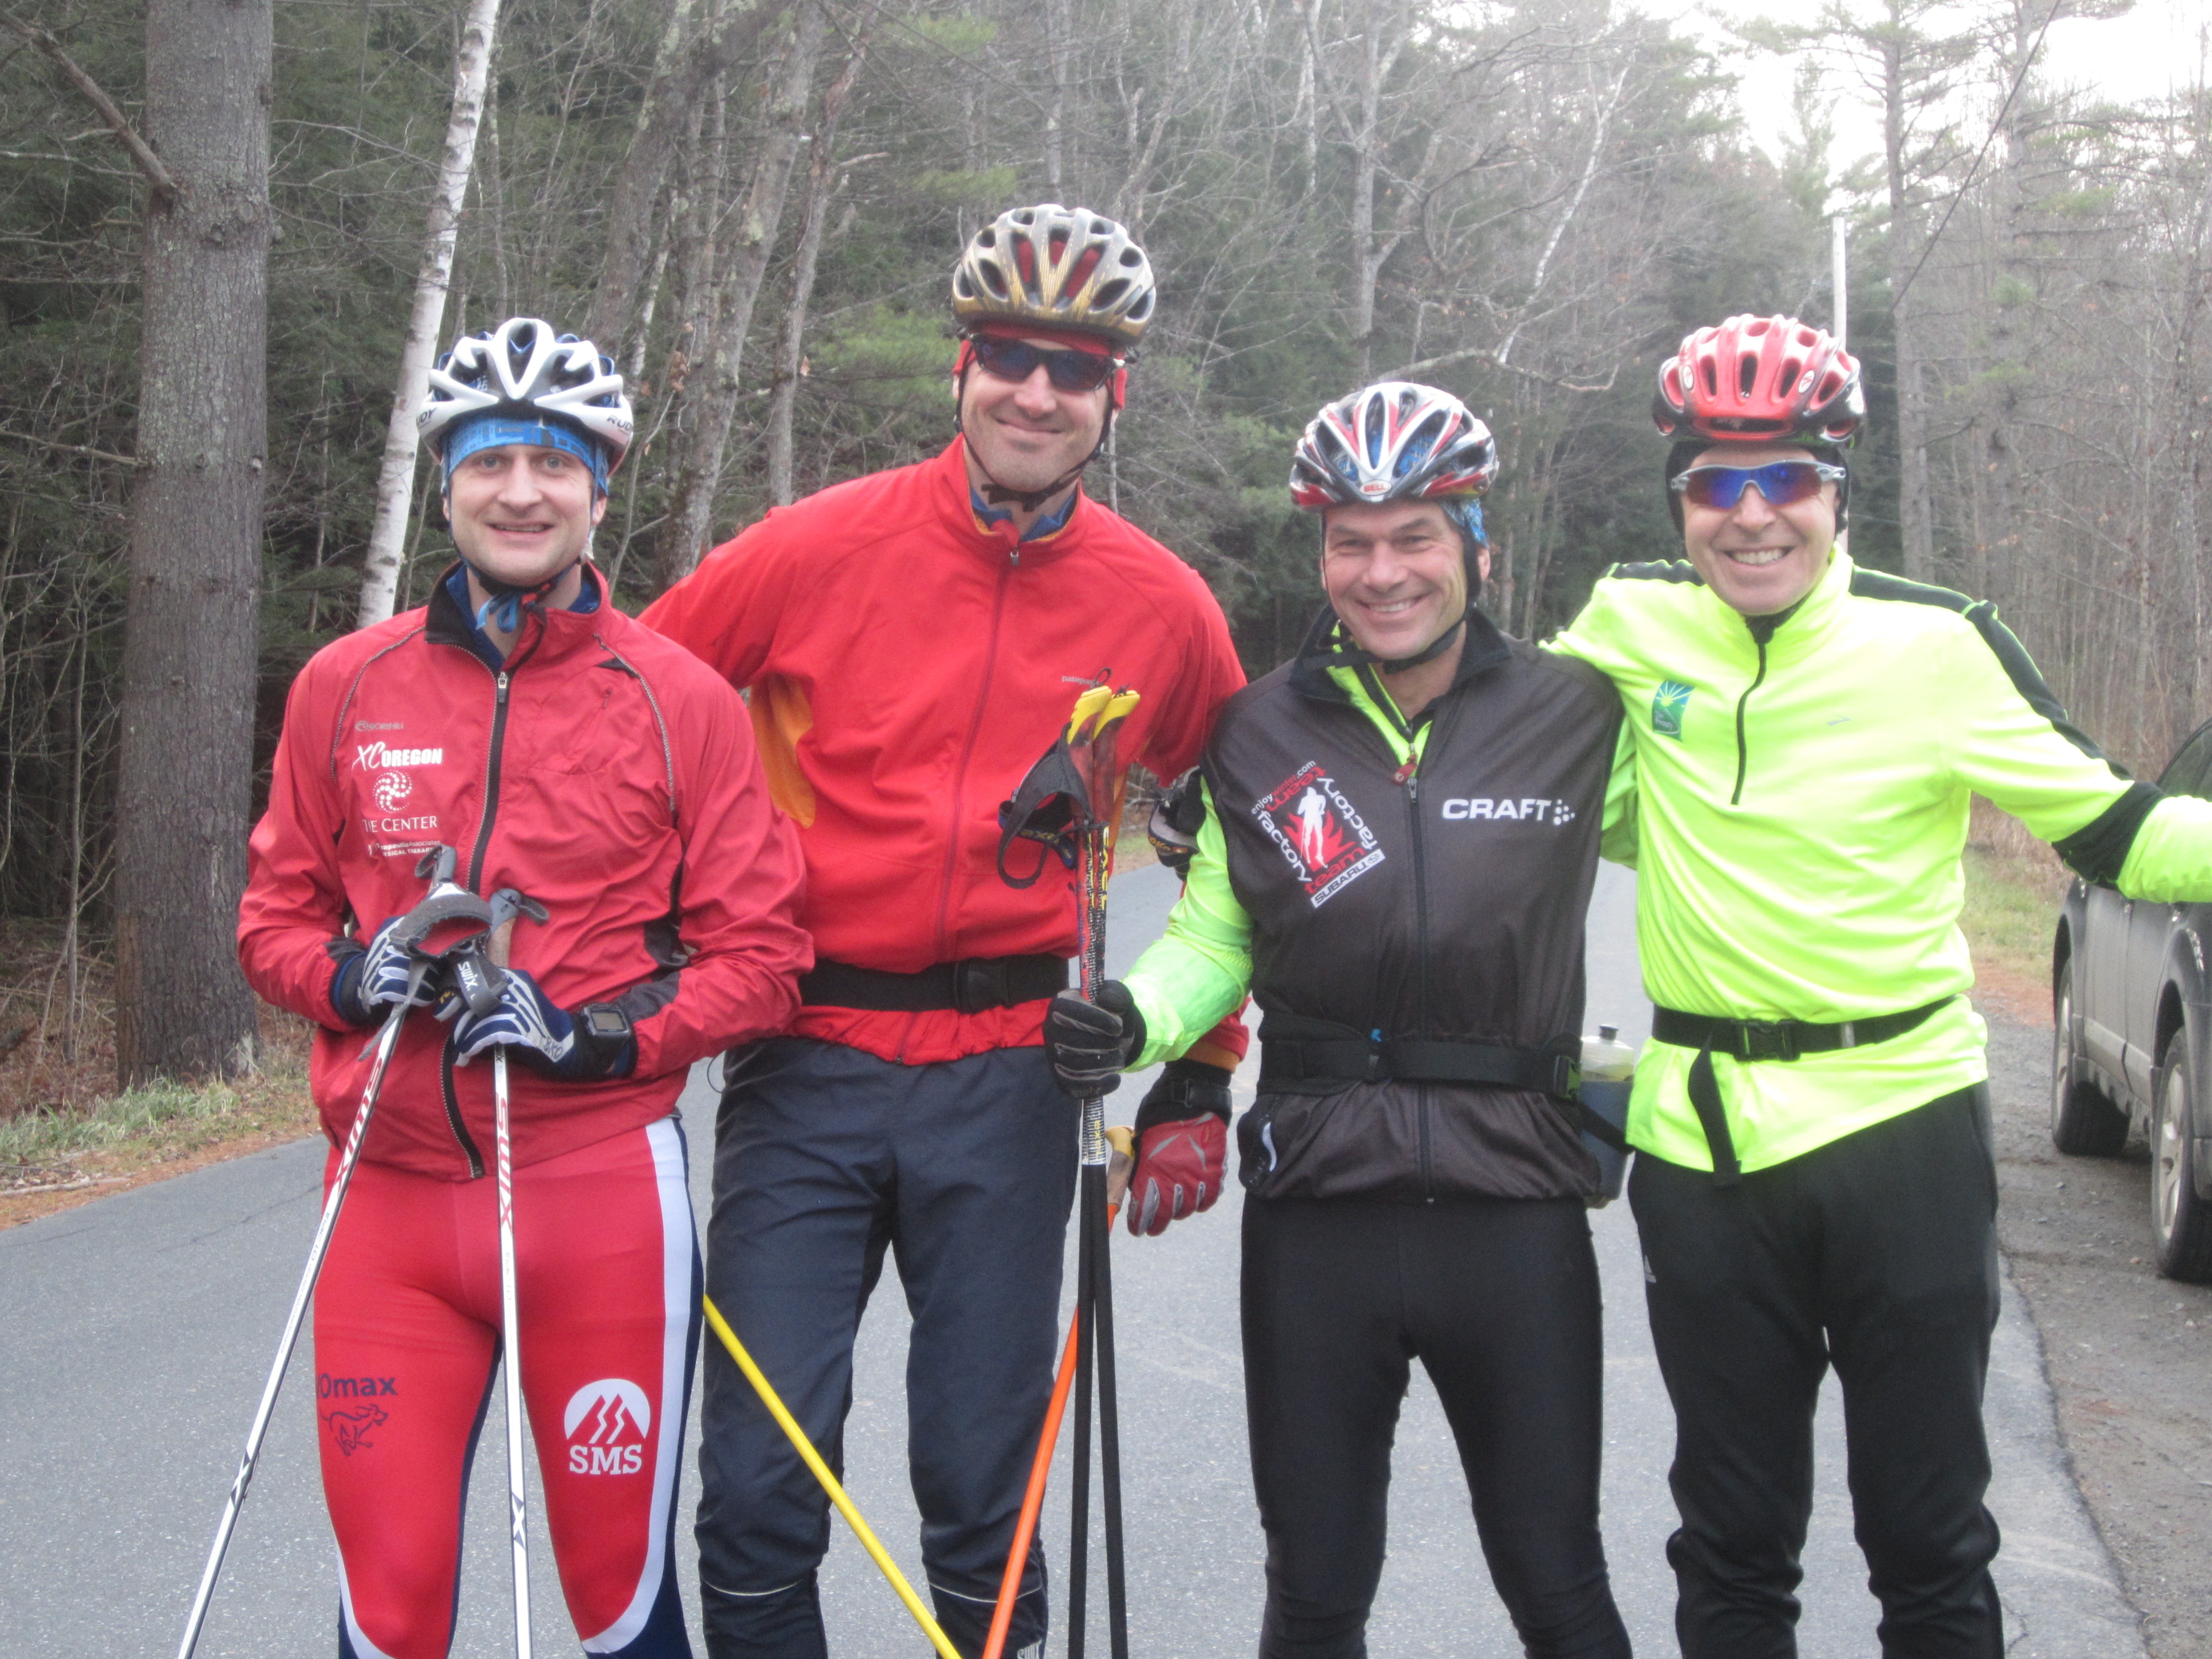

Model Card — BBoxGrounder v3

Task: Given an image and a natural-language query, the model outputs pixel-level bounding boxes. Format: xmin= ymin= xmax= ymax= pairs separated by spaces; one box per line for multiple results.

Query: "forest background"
xmin=1 ymin=0 xmax=2209 ymax=1094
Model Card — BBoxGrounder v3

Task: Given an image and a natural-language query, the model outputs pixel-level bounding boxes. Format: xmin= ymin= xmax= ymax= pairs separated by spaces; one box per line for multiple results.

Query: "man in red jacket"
xmin=239 ymin=317 xmax=810 ymax=1659
xmin=643 ymin=205 xmax=1246 ymax=1659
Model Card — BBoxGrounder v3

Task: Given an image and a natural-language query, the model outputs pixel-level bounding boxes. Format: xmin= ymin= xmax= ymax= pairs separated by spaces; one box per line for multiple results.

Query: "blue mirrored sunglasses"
xmin=1669 ymin=461 xmax=1846 ymax=510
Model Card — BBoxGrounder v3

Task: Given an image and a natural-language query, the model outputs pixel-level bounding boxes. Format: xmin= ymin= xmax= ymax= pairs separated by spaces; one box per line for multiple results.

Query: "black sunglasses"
xmin=967 ymin=333 xmax=1121 ymax=394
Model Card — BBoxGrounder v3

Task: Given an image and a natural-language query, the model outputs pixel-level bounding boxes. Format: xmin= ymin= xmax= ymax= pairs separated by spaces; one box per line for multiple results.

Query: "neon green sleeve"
xmin=1940 ymin=609 xmax=2140 ymax=844
xmin=1121 ymin=780 xmax=1254 ymax=1068
xmin=2116 ymin=795 xmax=2212 ymax=901
xmin=1599 ymin=718 xmax=1639 ymax=868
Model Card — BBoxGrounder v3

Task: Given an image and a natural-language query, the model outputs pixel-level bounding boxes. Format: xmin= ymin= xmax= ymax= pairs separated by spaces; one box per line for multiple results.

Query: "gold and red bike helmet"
xmin=951 ymin=204 xmax=1157 ymax=349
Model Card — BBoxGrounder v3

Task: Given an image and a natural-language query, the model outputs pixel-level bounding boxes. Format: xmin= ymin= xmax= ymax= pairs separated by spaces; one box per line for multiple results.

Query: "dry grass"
xmin=0 ymin=920 xmax=317 ymax=1229
xmin=1959 ymin=797 xmax=2069 ymax=1024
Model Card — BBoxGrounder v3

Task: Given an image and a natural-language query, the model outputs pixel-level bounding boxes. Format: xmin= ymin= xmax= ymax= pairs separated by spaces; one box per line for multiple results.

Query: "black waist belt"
xmin=1259 ymin=1021 xmax=1624 ymax=1151
xmin=1651 ymin=996 xmax=1956 ymax=1188
xmin=1260 ymin=1027 xmax=1578 ymax=1099
xmin=800 ymin=954 xmax=1068 ymax=1015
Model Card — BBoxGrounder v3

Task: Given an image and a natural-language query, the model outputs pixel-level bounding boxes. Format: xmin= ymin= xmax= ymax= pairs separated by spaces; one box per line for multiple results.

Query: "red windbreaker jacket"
xmin=643 ymin=439 xmax=1246 ymax=1064
xmin=239 ymin=567 xmax=811 ymax=1179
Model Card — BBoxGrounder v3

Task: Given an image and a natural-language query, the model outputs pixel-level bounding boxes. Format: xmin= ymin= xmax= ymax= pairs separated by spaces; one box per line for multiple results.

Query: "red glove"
xmin=1126 ymin=1059 xmax=1233 ymax=1237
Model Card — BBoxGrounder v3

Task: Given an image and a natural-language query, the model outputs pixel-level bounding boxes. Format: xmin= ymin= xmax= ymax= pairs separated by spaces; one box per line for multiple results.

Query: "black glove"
xmin=1145 ymin=769 xmax=1207 ymax=879
xmin=1044 ymin=981 xmax=1145 ymax=1098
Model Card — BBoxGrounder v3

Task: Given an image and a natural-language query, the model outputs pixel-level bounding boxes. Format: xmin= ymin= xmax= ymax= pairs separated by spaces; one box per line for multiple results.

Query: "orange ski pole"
xmin=982 ymin=1131 xmax=1134 ymax=1659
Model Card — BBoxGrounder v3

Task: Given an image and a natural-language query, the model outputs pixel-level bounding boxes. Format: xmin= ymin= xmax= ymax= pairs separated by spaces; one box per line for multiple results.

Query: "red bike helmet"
xmin=1653 ymin=315 xmax=1864 ymax=448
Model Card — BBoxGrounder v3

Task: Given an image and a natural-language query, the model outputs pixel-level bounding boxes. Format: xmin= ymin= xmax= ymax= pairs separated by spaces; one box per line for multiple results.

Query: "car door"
xmin=2125 ymin=726 xmax=2212 ymax=1100
xmin=2080 ymin=876 xmax=2132 ymax=1089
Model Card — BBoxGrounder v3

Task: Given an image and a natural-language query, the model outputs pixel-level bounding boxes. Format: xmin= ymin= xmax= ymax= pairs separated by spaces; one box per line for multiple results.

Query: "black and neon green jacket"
xmin=1547 ymin=550 xmax=2212 ymax=1173
xmin=1120 ymin=607 xmax=1632 ymax=1200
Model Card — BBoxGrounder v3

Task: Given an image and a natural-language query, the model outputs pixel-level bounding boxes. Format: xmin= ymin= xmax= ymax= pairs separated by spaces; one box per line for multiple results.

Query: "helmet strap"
xmin=953 ymin=360 xmax=1115 ymax=514
xmin=467 ymin=560 xmax=578 ymax=637
xmin=1306 ymin=607 xmax=1469 ymax=675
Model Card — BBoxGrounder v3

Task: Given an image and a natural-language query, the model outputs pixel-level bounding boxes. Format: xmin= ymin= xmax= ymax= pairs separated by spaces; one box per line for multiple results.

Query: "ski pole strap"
xmin=800 ymin=954 xmax=1069 ymax=1015
xmin=1258 ymin=1016 xmax=1579 ymax=1100
xmin=1651 ymin=997 xmax=1955 ymax=1188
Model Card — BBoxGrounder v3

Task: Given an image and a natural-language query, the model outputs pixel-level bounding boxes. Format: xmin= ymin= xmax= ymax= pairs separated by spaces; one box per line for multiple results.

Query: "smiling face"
xmin=1319 ymin=499 xmax=1488 ymax=662
xmin=957 ymin=336 xmax=1113 ymax=500
xmin=1678 ymin=440 xmax=1838 ymax=615
xmin=444 ymin=442 xmax=606 ymax=589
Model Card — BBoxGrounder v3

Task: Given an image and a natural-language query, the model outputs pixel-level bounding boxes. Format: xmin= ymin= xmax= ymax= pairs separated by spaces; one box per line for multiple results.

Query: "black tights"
xmin=1241 ymin=1195 xmax=1631 ymax=1659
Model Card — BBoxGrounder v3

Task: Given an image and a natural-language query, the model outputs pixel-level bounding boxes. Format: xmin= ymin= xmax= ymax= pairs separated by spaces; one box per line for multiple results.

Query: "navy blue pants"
xmin=1631 ymin=1084 xmax=2004 ymax=1658
xmin=695 ymin=1038 xmax=1077 ymax=1659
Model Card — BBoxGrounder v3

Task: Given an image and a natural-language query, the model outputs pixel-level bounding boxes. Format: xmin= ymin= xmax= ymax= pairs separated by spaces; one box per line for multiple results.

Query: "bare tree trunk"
xmin=586 ymin=0 xmax=779 ymax=354
xmin=114 ymin=0 xmax=270 ymax=1084
xmin=766 ymin=18 xmax=875 ymax=506
xmin=1881 ymin=30 xmax=1937 ymax=582
xmin=654 ymin=0 xmax=830 ymax=590
xmin=1044 ymin=0 xmax=1070 ymax=189
xmin=356 ymin=0 xmax=505 ymax=628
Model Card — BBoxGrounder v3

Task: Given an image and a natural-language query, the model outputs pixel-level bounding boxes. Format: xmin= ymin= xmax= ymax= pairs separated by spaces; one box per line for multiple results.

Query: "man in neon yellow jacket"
xmin=1546 ymin=314 xmax=2212 ymax=1657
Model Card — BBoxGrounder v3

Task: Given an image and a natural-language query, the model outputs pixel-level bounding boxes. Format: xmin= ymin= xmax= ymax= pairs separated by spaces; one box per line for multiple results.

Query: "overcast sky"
xmin=1650 ymin=0 xmax=2208 ymax=167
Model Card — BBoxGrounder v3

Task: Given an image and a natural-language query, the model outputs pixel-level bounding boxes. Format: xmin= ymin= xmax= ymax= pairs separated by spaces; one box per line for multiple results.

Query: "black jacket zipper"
xmin=440 ymin=666 xmax=510 ymax=1180
xmin=1390 ymin=691 xmax=1468 ymax=1204
xmin=1730 ymin=613 xmax=1788 ymax=807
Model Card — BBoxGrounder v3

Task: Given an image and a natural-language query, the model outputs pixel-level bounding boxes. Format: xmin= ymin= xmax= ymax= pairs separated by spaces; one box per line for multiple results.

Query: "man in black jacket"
xmin=1046 ymin=382 xmax=1635 ymax=1659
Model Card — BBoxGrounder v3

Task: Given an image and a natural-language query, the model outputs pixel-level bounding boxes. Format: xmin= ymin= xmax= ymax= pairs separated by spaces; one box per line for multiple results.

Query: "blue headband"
xmin=442 ymin=414 xmax=610 ymax=495
xmin=1447 ymin=497 xmax=1486 ymax=547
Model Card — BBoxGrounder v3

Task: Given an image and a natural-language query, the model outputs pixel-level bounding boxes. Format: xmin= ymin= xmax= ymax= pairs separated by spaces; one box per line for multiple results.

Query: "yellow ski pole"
xmin=701 ymin=1296 xmax=962 ymax=1659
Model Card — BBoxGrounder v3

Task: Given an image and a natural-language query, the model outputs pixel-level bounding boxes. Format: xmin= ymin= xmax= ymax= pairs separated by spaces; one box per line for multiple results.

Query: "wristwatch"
xmin=580 ymin=1003 xmax=633 ymax=1042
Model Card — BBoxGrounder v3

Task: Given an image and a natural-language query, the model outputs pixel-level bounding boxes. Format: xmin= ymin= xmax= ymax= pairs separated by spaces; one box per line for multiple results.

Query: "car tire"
xmin=2151 ymin=1032 xmax=2212 ymax=1281
xmin=2052 ymin=960 xmax=2127 ymax=1156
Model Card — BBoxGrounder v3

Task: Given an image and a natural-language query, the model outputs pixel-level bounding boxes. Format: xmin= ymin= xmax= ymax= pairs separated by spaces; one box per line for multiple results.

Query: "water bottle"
xmin=1579 ymin=1024 xmax=1636 ymax=1207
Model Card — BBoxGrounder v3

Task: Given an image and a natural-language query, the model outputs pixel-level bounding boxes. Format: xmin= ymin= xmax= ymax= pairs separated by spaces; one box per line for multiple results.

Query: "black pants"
xmin=1242 ymin=1194 xmax=1631 ymax=1659
xmin=1630 ymin=1084 xmax=2004 ymax=1659
xmin=695 ymin=1039 xmax=1077 ymax=1659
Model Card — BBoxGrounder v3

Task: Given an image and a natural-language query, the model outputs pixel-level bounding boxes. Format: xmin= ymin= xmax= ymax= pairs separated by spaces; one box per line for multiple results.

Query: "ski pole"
xmin=981 ymin=1133 xmax=1131 ymax=1659
xmin=1067 ymin=689 xmax=1137 ymax=1659
xmin=179 ymin=848 xmax=488 ymax=1659
xmin=481 ymin=891 xmax=545 ymax=1659
xmin=701 ymin=1296 xmax=963 ymax=1659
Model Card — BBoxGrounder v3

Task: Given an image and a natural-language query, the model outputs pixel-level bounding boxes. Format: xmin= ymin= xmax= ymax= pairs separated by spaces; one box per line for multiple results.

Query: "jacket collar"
xmin=1714 ymin=548 xmax=1853 ymax=658
xmin=928 ymin=438 xmax=1091 ymax=570
xmin=425 ymin=560 xmax=615 ymax=667
xmin=1289 ymin=602 xmax=1514 ymax=712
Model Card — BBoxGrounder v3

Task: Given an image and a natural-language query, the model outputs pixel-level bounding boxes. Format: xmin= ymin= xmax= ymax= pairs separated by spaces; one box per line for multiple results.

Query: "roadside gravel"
xmin=1986 ymin=1008 xmax=2212 ymax=1659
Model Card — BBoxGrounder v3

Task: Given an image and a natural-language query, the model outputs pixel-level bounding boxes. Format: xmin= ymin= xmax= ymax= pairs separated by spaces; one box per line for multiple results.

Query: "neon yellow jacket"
xmin=1546 ymin=551 xmax=2212 ymax=1172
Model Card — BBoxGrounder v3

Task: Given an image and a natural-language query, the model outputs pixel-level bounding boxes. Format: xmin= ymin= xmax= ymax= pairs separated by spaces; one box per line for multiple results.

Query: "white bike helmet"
xmin=420 ymin=317 xmax=634 ymax=476
xmin=952 ymin=205 xmax=1157 ymax=348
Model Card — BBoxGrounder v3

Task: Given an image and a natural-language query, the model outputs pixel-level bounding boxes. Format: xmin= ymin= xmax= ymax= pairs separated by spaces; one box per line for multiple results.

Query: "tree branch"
xmin=1379 ymin=342 xmax=1616 ymax=394
xmin=0 ymin=9 xmax=176 ymax=199
xmin=0 ymin=425 xmax=139 ymax=466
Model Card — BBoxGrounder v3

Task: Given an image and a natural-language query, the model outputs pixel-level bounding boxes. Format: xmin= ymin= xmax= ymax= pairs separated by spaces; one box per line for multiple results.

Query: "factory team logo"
xmin=1252 ymin=763 xmax=1384 ymax=909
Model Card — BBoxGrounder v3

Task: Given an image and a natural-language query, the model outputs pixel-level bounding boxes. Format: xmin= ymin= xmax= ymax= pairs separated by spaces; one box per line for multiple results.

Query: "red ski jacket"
xmin=643 ymin=439 xmax=1247 ymax=1064
xmin=240 ymin=566 xmax=811 ymax=1180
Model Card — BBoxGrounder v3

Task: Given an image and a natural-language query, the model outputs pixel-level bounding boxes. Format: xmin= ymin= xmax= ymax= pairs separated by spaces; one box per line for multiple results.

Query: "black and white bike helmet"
xmin=420 ymin=317 xmax=634 ymax=473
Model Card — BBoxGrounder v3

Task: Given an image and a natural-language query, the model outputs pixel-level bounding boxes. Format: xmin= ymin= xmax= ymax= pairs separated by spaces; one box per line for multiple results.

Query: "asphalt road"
xmin=0 ymin=863 xmax=2148 ymax=1657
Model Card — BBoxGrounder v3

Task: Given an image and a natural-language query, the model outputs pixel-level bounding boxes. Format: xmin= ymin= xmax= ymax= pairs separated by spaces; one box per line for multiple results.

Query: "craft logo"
xmin=1438 ymin=796 xmax=1577 ymax=826
xmin=352 ymin=741 xmax=445 ymax=771
xmin=322 ymin=1403 xmax=388 ymax=1457
xmin=564 ymin=1378 xmax=651 ymax=1477
xmin=1252 ymin=763 xmax=1384 ymax=909
xmin=1651 ymin=680 xmax=1693 ymax=740
xmin=373 ymin=772 xmax=413 ymax=812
